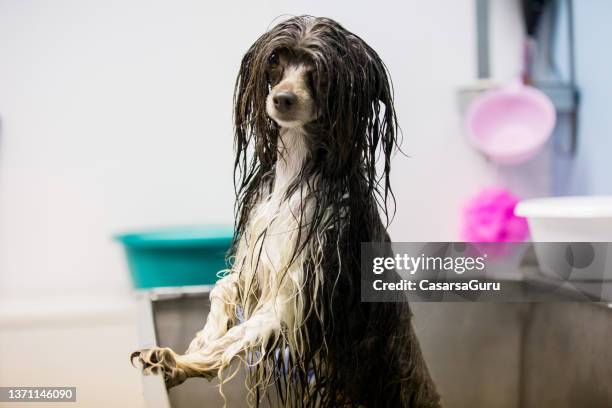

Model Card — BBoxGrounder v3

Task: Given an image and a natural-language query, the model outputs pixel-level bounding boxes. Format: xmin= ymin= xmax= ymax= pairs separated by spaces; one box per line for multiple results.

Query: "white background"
xmin=0 ymin=0 xmax=526 ymax=302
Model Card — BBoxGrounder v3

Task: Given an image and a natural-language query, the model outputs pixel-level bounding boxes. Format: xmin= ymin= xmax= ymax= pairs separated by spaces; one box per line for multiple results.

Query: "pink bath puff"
xmin=462 ymin=188 xmax=529 ymax=242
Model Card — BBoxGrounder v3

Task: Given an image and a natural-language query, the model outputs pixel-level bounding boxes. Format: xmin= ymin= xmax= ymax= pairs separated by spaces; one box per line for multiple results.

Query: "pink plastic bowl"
xmin=465 ymin=82 xmax=556 ymax=164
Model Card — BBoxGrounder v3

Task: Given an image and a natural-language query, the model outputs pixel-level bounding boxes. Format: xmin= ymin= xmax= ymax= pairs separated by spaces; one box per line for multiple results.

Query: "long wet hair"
xmin=231 ymin=16 xmax=439 ymax=408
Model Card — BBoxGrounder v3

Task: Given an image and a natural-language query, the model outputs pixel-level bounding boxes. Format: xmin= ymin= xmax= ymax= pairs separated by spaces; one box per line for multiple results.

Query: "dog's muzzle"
xmin=273 ymin=91 xmax=297 ymax=114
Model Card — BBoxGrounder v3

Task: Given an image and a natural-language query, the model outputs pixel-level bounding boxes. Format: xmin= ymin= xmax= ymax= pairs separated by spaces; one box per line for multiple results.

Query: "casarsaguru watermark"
xmin=360 ymin=242 xmax=612 ymax=302
xmin=373 ymin=279 xmax=500 ymax=292
xmin=370 ymin=252 xmax=498 ymax=292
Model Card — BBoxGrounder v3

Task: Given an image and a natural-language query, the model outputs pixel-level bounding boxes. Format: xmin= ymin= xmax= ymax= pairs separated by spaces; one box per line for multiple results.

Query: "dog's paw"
xmin=130 ymin=347 xmax=187 ymax=388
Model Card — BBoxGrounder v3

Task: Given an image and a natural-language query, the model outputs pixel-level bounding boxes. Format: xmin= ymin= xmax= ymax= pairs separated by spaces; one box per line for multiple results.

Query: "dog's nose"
xmin=273 ymin=92 xmax=297 ymax=113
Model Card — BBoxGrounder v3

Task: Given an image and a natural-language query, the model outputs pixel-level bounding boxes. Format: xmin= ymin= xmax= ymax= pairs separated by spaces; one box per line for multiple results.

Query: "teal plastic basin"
xmin=115 ymin=225 xmax=234 ymax=289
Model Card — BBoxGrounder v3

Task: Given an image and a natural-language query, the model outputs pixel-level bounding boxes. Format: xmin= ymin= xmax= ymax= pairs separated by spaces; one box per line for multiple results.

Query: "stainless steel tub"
xmin=137 ymin=286 xmax=612 ymax=407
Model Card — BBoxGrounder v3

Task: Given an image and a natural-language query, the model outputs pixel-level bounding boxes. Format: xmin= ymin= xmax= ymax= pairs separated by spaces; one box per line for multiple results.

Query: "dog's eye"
xmin=268 ymin=52 xmax=279 ymax=66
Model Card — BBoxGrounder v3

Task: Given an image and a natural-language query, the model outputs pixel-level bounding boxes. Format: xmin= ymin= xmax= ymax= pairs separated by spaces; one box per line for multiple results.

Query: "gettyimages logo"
xmin=372 ymin=253 xmax=487 ymax=275
xmin=360 ymin=242 xmax=612 ymax=302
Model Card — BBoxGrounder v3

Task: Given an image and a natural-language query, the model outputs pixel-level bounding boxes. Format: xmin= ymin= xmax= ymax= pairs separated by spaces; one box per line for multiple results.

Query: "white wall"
xmin=0 ymin=0 xmax=526 ymax=303
xmin=564 ymin=1 xmax=612 ymax=195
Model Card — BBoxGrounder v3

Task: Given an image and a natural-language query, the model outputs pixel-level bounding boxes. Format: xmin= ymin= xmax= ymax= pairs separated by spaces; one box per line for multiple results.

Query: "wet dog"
xmin=132 ymin=16 xmax=440 ymax=408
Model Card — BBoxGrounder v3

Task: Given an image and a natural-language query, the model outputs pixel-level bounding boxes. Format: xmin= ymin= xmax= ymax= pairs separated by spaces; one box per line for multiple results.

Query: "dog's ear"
xmin=356 ymin=42 xmax=398 ymax=219
xmin=233 ymin=34 xmax=279 ymax=189
xmin=316 ymin=28 xmax=398 ymax=222
xmin=231 ymin=34 xmax=281 ymax=251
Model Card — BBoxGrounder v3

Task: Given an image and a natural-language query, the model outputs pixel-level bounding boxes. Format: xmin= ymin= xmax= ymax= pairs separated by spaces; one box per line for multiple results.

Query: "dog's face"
xmin=264 ymin=49 xmax=319 ymax=128
xmin=234 ymin=16 xmax=397 ymax=185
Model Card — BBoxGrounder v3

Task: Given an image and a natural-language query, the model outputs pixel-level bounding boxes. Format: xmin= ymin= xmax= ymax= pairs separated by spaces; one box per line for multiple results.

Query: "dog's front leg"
xmin=133 ymin=303 xmax=282 ymax=387
xmin=185 ymin=272 xmax=240 ymax=353
xmin=173 ymin=303 xmax=282 ymax=378
xmin=131 ymin=272 xmax=240 ymax=386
